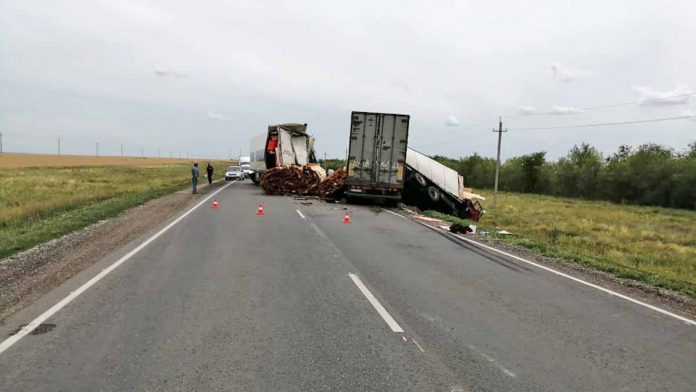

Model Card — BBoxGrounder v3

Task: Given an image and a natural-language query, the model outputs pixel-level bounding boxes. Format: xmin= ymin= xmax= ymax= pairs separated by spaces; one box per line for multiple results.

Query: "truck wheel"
xmin=414 ymin=173 xmax=427 ymax=187
xmin=427 ymin=186 xmax=440 ymax=202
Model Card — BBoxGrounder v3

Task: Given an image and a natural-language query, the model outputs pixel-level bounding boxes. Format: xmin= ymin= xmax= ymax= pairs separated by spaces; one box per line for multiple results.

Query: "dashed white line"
xmin=382 ymin=208 xmax=696 ymax=327
xmin=412 ymin=338 xmax=426 ymax=353
xmin=296 ymin=209 xmax=306 ymax=220
xmin=0 ymin=181 xmax=237 ymax=355
xmin=349 ymin=273 xmax=404 ymax=333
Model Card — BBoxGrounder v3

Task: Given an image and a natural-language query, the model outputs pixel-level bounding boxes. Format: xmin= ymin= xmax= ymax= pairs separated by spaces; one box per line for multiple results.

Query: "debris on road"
xmin=260 ymin=165 xmax=346 ymax=199
xmin=260 ymin=165 xmax=322 ymax=195
xmin=449 ymin=223 xmax=473 ymax=234
xmin=316 ymin=168 xmax=346 ymax=198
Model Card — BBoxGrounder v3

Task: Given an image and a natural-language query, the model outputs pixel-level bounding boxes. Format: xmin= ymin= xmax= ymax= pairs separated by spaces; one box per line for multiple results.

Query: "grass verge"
xmin=0 ymin=162 xmax=229 ymax=259
xmin=422 ymin=192 xmax=696 ymax=299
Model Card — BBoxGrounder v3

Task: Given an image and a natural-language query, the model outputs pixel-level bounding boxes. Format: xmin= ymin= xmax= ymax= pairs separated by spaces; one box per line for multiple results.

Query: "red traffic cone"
xmin=343 ymin=211 xmax=351 ymax=224
xmin=212 ymin=199 xmax=219 ymax=209
xmin=257 ymin=203 xmax=264 ymax=215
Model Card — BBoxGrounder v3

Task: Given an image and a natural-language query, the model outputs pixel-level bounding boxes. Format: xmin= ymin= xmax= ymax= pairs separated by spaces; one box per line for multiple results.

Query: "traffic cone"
xmin=257 ymin=203 xmax=264 ymax=216
xmin=212 ymin=199 xmax=219 ymax=209
xmin=343 ymin=211 xmax=351 ymax=224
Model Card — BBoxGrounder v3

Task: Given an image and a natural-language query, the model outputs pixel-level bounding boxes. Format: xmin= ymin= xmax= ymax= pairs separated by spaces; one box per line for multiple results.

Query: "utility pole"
xmin=0 ymin=132 xmax=3 ymax=155
xmin=121 ymin=144 xmax=124 ymax=158
xmin=96 ymin=142 xmax=99 ymax=157
xmin=141 ymin=147 xmax=144 ymax=158
xmin=58 ymin=138 xmax=61 ymax=156
xmin=492 ymin=117 xmax=507 ymax=206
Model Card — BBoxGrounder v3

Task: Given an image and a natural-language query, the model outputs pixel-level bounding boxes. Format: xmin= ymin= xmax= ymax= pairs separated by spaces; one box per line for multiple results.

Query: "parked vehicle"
xmin=248 ymin=123 xmax=317 ymax=184
xmin=224 ymin=166 xmax=245 ymax=181
xmin=239 ymin=156 xmax=253 ymax=178
xmin=345 ymin=111 xmax=410 ymax=201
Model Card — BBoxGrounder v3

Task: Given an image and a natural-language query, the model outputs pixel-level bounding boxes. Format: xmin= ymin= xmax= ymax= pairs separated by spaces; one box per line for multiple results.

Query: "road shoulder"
xmin=0 ymin=180 xmax=229 ymax=322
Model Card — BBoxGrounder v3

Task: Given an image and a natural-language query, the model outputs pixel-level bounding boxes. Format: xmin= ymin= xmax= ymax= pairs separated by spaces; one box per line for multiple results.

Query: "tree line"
xmin=432 ymin=142 xmax=696 ymax=210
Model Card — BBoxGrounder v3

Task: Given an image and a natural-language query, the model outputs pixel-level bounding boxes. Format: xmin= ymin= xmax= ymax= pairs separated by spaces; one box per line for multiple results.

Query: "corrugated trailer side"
xmin=345 ymin=112 xmax=410 ymax=200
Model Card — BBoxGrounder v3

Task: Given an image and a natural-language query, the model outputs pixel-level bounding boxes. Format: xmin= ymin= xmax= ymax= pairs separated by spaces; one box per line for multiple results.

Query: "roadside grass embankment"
xmin=423 ymin=192 xmax=696 ymax=298
xmin=0 ymin=159 xmax=230 ymax=259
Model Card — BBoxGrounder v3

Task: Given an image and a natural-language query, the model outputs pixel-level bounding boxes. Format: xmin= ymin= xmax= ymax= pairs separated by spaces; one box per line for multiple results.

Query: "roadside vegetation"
xmin=423 ymin=192 xmax=696 ymax=298
xmin=432 ymin=142 xmax=696 ymax=210
xmin=0 ymin=158 xmax=230 ymax=258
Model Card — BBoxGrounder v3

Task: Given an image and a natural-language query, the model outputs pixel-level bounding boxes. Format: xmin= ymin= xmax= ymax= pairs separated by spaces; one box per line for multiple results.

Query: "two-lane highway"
xmin=1 ymin=182 xmax=694 ymax=391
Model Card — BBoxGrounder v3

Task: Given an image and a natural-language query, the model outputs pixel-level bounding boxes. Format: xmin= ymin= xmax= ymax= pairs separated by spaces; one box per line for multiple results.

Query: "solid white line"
xmin=0 ymin=181 xmax=237 ymax=355
xmin=296 ymin=209 xmax=306 ymax=220
xmin=349 ymin=273 xmax=404 ymax=333
xmin=397 ymin=211 xmax=696 ymax=327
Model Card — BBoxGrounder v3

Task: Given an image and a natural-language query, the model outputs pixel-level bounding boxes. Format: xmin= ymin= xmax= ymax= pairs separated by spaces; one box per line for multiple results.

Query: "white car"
xmin=224 ymin=166 xmax=245 ymax=181
xmin=241 ymin=164 xmax=254 ymax=178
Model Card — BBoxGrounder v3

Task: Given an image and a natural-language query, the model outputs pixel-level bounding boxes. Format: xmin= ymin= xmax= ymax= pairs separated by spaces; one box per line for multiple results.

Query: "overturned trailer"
xmin=403 ymin=148 xmax=485 ymax=221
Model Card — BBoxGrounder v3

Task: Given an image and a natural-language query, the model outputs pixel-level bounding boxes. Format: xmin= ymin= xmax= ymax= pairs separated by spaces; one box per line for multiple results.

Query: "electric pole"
xmin=141 ymin=147 xmax=144 ymax=158
xmin=58 ymin=138 xmax=61 ymax=156
xmin=493 ymin=117 xmax=507 ymax=206
xmin=96 ymin=142 xmax=99 ymax=157
xmin=120 ymin=144 xmax=124 ymax=158
xmin=0 ymin=132 xmax=3 ymax=155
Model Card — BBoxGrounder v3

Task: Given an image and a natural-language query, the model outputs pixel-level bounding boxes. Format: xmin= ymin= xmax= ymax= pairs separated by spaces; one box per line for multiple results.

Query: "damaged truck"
xmin=249 ymin=123 xmax=318 ymax=185
xmin=344 ymin=110 xmax=484 ymax=221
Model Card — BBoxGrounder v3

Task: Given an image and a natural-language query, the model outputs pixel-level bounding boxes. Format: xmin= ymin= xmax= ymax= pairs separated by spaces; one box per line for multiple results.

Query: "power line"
xmin=502 ymin=92 xmax=696 ymax=118
xmin=509 ymin=114 xmax=695 ymax=131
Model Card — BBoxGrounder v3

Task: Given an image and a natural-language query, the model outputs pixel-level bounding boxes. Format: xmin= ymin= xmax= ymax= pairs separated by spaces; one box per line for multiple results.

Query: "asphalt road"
xmin=1 ymin=181 xmax=694 ymax=391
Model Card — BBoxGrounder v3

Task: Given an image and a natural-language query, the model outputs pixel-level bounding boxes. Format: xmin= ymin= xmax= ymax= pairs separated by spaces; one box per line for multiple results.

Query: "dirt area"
xmin=403 ymin=210 xmax=696 ymax=321
xmin=0 ymin=181 xmax=227 ymax=322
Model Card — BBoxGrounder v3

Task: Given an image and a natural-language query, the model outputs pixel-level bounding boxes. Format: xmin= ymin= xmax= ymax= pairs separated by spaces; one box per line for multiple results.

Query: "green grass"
xmin=423 ymin=192 xmax=696 ymax=298
xmin=0 ymin=163 xmax=227 ymax=259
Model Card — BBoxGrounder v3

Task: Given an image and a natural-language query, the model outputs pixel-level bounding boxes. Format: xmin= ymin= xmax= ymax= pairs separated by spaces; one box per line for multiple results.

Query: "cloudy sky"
xmin=1 ymin=0 xmax=694 ymax=160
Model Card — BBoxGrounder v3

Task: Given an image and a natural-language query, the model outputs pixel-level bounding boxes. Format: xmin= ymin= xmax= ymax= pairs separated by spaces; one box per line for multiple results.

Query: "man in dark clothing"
xmin=206 ymin=163 xmax=214 ymax=185
xmin=191 ymin=162 xmax=200 ymax=194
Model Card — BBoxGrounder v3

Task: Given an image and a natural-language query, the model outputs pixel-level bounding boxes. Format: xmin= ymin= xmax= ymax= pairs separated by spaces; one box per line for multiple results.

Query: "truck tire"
xmin=414 ymin=173 xmax=427 ymax=187
xmin=427 ymin=186 xmax=440 ymax=202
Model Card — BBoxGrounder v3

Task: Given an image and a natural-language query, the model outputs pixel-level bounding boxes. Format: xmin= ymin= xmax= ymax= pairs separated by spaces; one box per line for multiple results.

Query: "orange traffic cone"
xmin=343 ymin=211 xmax=351 ymax=224
xmin=212 ymin=199 xmax=219 ymax=209
xmin=257 ymin=203 xmax=264 ymax=215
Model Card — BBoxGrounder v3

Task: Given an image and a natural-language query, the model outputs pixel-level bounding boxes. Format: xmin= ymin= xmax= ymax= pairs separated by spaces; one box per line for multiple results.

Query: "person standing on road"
xmin=191 ymin=162 xmax=200 ymax=194
xmin=206 ymin=163 xmax=214 ymax=185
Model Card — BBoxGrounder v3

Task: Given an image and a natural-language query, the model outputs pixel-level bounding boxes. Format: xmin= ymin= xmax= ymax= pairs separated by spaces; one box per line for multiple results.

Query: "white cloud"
xmin=153 ymin=68 xmax=186 ymax=78
xmin=682 ymin=109 xmax=696 ymax=121
xmin=551 ymin=62 xmax=592 ymax=82
xmin=518 ymin=106 xmax=538 ymax=115
xmin=632 ymin=84 xmax=692 ymax=105
xmin=445 ymin=115 xmax=460 ymax=126
xmin=549 ymin=106 xmax=585 ymax=115
xmin=207 ymin=111 xmax=231 ymax=120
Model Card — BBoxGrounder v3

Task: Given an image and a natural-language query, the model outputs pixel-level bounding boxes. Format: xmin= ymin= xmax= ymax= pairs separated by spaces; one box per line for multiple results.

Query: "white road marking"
xmin=0 ymin=181 xmax=237 ymax=355
xmin=468 ymin=345 xmax=517 ymax=378
xmin=349 ymin=273 xmax=404 ymax=333
xmin=296 ymin=209 xmax=306 ymax=220
xmin=383 ymin=208 xmax=696 ymax=327
xmin=412 ymin=338 xmax=426 ymax=353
